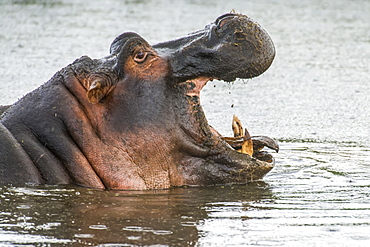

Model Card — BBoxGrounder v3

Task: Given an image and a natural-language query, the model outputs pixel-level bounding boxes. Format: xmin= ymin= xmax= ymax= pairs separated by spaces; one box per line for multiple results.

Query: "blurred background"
xmin=0 ymin=0 xmax=369 ymax=246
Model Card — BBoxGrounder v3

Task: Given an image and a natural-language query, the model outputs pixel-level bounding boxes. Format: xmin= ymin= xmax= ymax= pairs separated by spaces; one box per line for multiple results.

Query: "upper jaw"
xmin=154 ymin=13 xmax=275 ymax=83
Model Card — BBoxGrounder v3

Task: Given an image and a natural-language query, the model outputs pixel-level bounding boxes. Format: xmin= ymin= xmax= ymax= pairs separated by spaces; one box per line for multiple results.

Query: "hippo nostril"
xmin=215 ymin=13 xmax=237 ymax=27
xmin=219 ymin=17 xmax=235 ymax=27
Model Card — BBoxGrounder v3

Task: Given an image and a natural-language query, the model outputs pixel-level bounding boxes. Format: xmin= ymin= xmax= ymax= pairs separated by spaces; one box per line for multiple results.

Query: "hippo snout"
xmin=153 ymin=12 xmax=275 ymax=82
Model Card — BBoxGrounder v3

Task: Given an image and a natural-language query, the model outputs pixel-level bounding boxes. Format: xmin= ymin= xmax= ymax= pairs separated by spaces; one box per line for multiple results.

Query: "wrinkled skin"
xmin=0 ymin=13 xmax=276 ymax=189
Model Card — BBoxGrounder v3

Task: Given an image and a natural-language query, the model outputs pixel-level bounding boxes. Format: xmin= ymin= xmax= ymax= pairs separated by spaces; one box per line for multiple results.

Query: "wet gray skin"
xmin=136 ymin=13 xmax=275 ymax=82
xmin=0 ymin=13 xmax=276 ymax=189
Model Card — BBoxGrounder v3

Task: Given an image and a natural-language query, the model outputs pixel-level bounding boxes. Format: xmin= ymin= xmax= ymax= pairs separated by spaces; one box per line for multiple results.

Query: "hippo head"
xmin=64 ymin=13 xmax=277 ymax=189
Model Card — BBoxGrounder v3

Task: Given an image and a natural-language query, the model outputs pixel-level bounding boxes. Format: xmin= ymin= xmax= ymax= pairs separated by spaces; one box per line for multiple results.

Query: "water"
xmin=1 ymin=0 xmax=369 ymax=246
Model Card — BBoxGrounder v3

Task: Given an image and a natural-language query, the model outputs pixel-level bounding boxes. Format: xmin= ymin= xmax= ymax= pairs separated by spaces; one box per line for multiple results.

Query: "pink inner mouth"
xmin=185 ymin=77 xmax=213 ymax=97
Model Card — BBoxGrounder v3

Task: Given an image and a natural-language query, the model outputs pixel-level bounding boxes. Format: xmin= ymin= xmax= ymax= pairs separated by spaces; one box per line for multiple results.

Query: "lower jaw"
xmin=209 ymin=117 xmax=277 ymax=164
xmin=182 ymin=77 xmax=277 ymax=165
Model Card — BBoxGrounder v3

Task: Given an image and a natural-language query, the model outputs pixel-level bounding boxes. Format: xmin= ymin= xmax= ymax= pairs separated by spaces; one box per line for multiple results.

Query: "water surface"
xmin=1 ymin=0 xmax=369 ymax=246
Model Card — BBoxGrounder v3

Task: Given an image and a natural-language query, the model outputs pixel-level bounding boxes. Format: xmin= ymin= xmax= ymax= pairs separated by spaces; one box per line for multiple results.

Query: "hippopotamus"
xmin=0 ymin=13 xmax=277 ymax=190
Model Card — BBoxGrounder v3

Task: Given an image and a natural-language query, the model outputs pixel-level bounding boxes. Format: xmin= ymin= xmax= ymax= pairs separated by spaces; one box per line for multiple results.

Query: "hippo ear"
xmin=87 ymin=81 xmax=107 ymax=104
xmin=110 ymin=32 xmax=143 ymax=55
xmin=86 ymin=74 xmax=116 ymax=104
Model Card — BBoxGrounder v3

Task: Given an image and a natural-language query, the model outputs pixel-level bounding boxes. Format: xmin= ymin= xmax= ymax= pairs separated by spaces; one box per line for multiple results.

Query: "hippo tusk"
xmin=228 ymin=115 xmax=254 ymax=156
xmin=233 ymin=116 xmax=253 ymax=156
xmin=232 ymin=115 xmax=244 ymax=138
xmin=241 ymin=128 xmax=253 ymax=156
xmin=222 ymin=115 xmax=279 ymax=160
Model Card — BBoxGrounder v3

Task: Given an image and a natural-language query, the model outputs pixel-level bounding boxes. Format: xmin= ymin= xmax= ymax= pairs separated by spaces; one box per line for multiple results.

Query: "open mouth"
xmin=155 ymin=12 xmax=277 ymax=170
xmin=185 ymin=77 xmax=279 ymax=164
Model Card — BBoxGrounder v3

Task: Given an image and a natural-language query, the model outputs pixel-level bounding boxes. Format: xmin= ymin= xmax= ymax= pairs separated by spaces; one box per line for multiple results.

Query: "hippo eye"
xmin=134 ymin=51 xmax=148 ymax=63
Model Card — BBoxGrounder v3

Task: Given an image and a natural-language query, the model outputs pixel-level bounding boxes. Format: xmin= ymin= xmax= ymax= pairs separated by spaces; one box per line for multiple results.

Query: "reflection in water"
xmin=0 ymin=183 xmax=272 ymax=246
